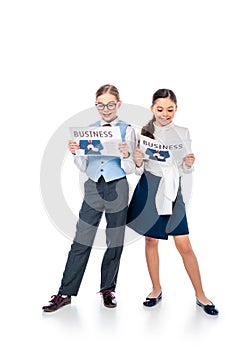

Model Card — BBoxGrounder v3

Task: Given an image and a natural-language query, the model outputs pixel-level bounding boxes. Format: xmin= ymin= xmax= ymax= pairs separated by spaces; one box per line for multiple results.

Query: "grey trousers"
xmin=58 ymin=176 xmax=129 ymax=296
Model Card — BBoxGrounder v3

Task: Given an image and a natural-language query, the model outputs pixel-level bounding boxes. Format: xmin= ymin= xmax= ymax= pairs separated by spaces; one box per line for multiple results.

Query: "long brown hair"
xmin=141 ymin=89 xmax=177 ymax=139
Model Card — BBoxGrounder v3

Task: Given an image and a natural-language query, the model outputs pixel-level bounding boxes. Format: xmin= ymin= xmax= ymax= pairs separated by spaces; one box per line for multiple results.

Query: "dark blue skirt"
xmin=127 ymin=172 xmax=189 ymax=240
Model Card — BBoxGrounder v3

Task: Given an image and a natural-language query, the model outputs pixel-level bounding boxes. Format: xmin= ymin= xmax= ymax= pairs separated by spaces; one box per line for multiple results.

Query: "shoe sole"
xmin=103 ymin=304 xmax=117 ymax=308
xmin=103 ymin=303 xmax=117 ymax=309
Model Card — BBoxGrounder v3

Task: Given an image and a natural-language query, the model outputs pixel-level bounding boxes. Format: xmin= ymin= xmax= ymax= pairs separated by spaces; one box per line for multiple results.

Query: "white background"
xmin=1 ymin=0 xmax=233 ymax=349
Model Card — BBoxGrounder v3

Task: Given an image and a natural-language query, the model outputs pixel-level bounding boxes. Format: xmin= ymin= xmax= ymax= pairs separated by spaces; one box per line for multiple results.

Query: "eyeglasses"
xmin=95 ymin=102 xmax=118 ymax=110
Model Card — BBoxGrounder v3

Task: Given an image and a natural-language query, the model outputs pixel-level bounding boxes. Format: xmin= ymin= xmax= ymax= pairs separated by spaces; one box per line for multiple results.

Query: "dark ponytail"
xmin=141 ymin=88 xmax=177 ymax=139
xmin=141 ymin=115 xmax=156 ymax=139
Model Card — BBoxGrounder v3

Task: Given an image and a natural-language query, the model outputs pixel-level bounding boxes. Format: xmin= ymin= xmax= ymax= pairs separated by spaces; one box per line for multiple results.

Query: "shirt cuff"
xmin=121 ymin=151 xmax=131 ymax=159
xmin=135 ymin=163 xmax=144 ymax=175
xmin=182 ymin=161 xmax=194 ymax=173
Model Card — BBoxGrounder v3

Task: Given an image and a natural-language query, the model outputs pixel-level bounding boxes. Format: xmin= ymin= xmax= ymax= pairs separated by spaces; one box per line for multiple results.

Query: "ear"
xmin=150 ymin=105 xmax=154 ymax=113
xmin=117 ymin=100 xmax=122 ymax=108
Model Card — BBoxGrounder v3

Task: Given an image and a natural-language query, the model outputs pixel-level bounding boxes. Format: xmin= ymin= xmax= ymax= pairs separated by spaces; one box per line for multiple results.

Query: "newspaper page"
xmin=70 ymin=126 xmax=122 ymax=157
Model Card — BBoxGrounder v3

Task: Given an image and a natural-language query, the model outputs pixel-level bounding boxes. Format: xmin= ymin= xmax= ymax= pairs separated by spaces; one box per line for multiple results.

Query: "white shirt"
xmin=135 ymin=122 xmax=194 ymax=177
xmin=135 ymin=122 xmax=194 ymax=215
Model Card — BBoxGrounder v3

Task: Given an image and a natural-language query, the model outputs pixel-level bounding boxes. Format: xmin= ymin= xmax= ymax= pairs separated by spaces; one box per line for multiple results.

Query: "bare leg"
xmin=145 ymin=237 xmax=162 ymax=298
xmin=173 ymin=235 xmax=212 ymax=305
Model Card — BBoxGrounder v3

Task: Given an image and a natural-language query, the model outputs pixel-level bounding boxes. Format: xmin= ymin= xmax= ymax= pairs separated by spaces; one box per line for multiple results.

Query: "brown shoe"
xmin=42 ymin=294 xmax=71 ymax=312
xmin=100 ymin=290 xmax=117 ymax=308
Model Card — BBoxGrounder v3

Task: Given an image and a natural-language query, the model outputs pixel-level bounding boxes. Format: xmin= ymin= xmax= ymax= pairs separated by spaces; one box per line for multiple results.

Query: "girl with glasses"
xmin=42 ymin=84 xmax=136 ymax=312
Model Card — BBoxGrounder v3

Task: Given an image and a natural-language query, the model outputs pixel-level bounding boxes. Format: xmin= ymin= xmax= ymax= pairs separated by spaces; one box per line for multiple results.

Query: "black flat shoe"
xmin=196 ymin=299 xmax=219 ymax=316
xmin=143 ymin=292 xmax=162 ymax=307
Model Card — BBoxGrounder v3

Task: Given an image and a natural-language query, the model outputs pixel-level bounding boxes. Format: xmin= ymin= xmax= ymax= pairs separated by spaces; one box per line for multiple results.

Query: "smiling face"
xmin=151 ymin=97 xmax=177 ymax=127
xmin=95 ymin=92 xmax=122 ymax=123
